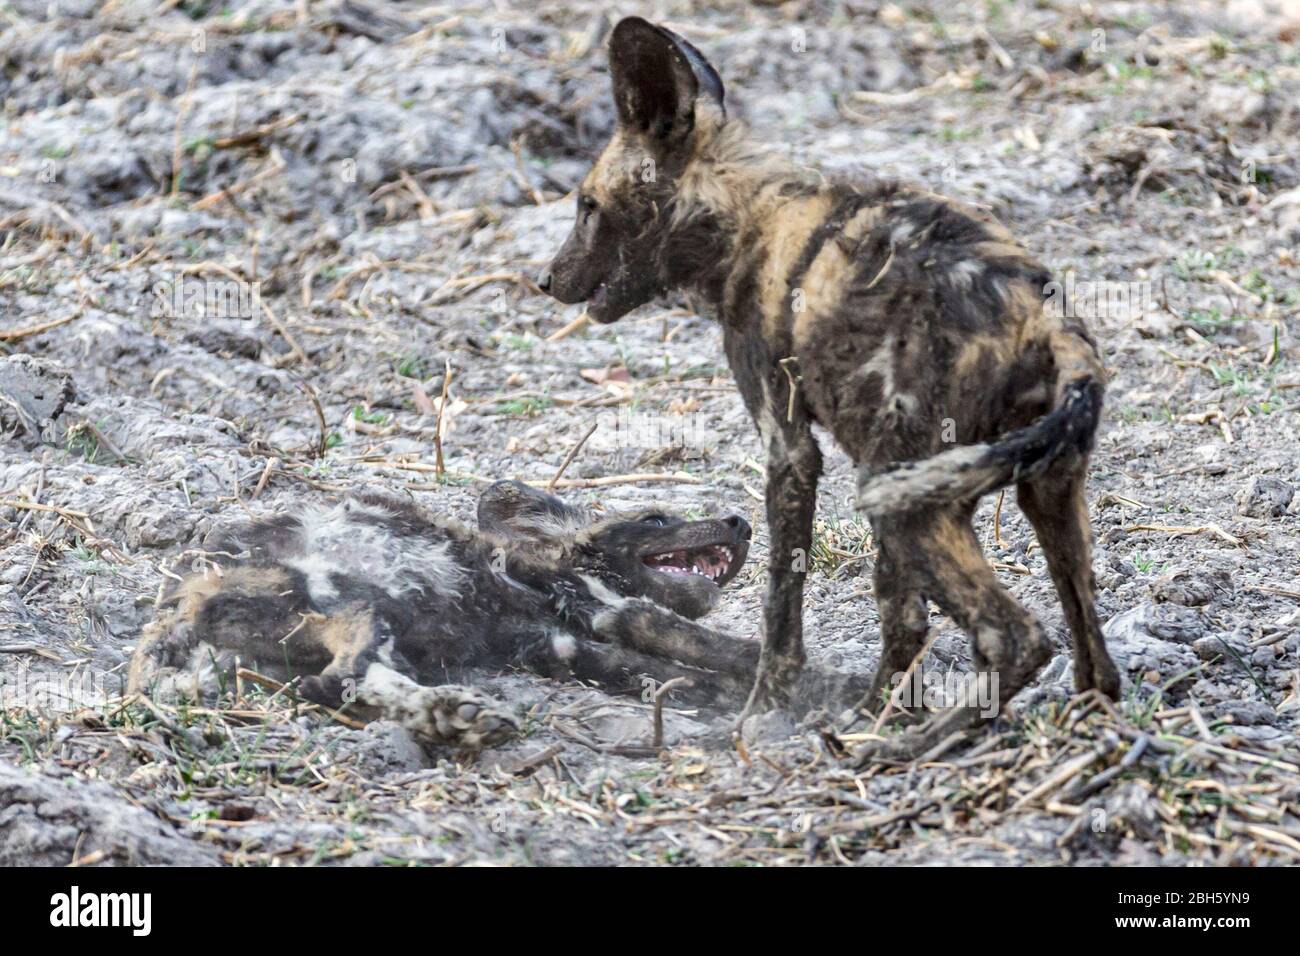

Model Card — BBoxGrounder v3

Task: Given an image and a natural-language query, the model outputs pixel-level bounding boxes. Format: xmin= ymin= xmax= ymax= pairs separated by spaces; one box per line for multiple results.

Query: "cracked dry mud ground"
xmin=2 ymin=0 xmax=1299 ymax=866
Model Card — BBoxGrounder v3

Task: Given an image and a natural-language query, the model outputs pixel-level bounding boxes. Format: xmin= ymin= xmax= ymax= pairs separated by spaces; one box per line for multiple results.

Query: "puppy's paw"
xmin=356 ymin=664 xmax=518 ymax=750
xmin=425 ymin=686 xmax=520 ymax=750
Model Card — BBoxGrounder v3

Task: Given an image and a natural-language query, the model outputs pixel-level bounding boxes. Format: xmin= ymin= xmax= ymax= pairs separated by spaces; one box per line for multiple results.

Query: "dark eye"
xmin=640 ymin=514 xmax=670 ymax=526
xmin=579 ymin=195 xmax=598 ymax=222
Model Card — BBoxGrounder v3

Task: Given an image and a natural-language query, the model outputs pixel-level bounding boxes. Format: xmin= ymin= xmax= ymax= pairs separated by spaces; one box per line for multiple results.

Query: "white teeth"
xmin=645 ymin=542 xmax=735 ymax=583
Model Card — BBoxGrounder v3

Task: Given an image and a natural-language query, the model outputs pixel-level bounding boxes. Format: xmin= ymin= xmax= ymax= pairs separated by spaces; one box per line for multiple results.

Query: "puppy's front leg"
xmin=722 ymin=331 xmax=823 ymax=717
xmin=520 ymin=633 xmax=750 ymax=708
xmin=587 ymin=598 xmax=760 ymax=679
xmin=586 ymin=602 xmax=870 ymax=715
xmin=746 ymin=419 xmax=822 ymax=716
xmin=354 ymin=663 xmax=519 ymax=750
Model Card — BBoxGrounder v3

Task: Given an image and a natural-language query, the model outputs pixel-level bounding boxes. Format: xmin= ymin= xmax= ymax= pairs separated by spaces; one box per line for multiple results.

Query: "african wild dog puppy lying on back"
xmin=130 ymin=482 xmax=864 ymax=749
xmin=540 ymin=18 xmax=1121 ymax=759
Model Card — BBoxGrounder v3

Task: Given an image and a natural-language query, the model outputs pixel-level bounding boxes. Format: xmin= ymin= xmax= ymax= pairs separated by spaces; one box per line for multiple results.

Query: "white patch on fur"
xmin=973 ymin=626 xmax=1003 ymax=664
xmin=854 ymin=334 xmax=896 ymax=397
xmin=356 ymin=662 xmax=435 ymax=738
xmin=888 ymin=392 xmax=919 ymax=416
xmin=285 ymin=500 xmax=464 ymax=604
xmin=948 ymin=259 xmax=984 ymax=289
xmin=550 ymin=632 xmax=577 ymax=661
xmin=890 ymin=221 xmax=915 ymax=246
xmin=285 ymin=552 xmax=340 ymax=600
xmin=357 ymin=661 xmax=419 ymax=705
xmin=147 ymin=642 xmax=232 ymax=704
xmin=579 ymin=574 xmax=627 ymax=608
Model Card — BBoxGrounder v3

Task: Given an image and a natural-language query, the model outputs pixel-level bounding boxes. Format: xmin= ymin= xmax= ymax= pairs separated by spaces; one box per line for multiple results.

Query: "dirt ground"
xmin=2 ymin=0 xmax=1299 ymax=866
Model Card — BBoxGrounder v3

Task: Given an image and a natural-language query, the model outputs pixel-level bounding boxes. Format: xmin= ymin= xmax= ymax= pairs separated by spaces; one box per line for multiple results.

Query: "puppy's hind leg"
xmin=132 ymin=564 xmax=315 ymax=701
xmin=353 ymin=664 xmax=519 ymax=750
xmin=294 ymin=605 xmax=390 ymax=710
xmin=853 ymin=519 xmax=931 ymax=715
xmin=129 ymin=571 xmax=246 ymax=701
xmin=1017 ymin=464 xmax=1120 ymax=698
xmin=856 ymin=509 xmax=1051 ymax=765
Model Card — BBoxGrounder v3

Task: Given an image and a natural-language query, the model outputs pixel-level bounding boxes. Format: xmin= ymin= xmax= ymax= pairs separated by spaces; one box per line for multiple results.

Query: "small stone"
xmin=1234 ymin=476 xmax=1294 ymax=518
xmin=1201 ymin=83 xmax=1267 ymax=127
xmin=0 ymin=354 xmax=77 ymax=447
xmin=1150 ymin=568 xmax=1229 ymax=607
xmin=357 ymin=720 xmax=431 ymax=775
xmin=1144 ymin=603 xmax=1205 ymax=643
xmin=1215 ymin=700 xmax=1275 ymax=727
xmin=1192 ymin=635 xmax=1248 ymax=662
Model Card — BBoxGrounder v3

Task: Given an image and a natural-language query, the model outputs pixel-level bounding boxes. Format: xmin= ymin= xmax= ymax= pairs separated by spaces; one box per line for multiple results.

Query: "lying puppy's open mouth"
xmin=643 ymin=543 xmax=737 ymax=584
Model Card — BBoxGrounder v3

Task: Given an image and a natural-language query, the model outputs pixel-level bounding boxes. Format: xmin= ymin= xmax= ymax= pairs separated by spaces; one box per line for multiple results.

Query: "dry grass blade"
xmin=547 ymin=421 xmax=598 ymax=492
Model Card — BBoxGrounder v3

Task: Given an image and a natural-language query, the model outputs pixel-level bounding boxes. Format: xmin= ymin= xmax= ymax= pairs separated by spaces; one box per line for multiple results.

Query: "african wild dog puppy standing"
xmin=540 ymin=17 xmax=1121 ymax=759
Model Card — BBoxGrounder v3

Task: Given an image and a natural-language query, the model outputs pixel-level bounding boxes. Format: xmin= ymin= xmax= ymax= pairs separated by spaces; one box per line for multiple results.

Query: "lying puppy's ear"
xmin=477 ymin=480 xmax=588 ymax=538
xmin=608 ymin=17 xmax=725 ymax=150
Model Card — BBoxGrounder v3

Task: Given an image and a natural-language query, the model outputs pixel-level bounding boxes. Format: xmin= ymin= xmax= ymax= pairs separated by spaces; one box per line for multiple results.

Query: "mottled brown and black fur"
xmin=130 ymin=482 xmax=865 ymax=750
xmin=540 ymin=17 xmax=1121 ymax=760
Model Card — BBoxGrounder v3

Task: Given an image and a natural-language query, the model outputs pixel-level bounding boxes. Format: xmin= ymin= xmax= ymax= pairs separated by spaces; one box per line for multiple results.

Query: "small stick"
xmin=428 ymin=271 xmax=536 ymax=305
xmin=0 ymin=498 xmax=90 ymax=519
xmin=69 ymin=848 xmax=108 ymax=868
xmin=0 ymin=643 xmax=63 ymax=662
xmin=544 ymin=472 xmax=701 ymax=490
xmin=402 ymin=471 xmax=702 ymax=490
xmin=547 ymin=421 xmax=597 ymax=492
xmin=399 ymin=169 xmax=437 ymax=220
xmin=0 ymin=310 xmax=83 ymax=341
xmin=234 ymin=667 xmax=368 ymax=730
xmin=546 ymin=312 xmax=590 ymax=342
xmin=251 ymin=457 xmax=276 ymax=500
xmin=1124 ymin=523 xmax=1242 ymax=547
xmin=192 ymin=150 xmax=287 ymax=211
xmin=992 ymin=489 xmax=1006 ymax=548
xmin=211 ymin=113 xmax=303 ymax=150
xmin=296 ymin=378 xmax=328 ymax=459
xmin=259 ymin=300 xmax=310 ymax=366
xmin=871 ymin=630 xmax=938 ymax=734
xmin=235 ymin=666 xmax=293 ymax=698
xmin=74 ymin=420 xmax=127 ymax=463
xmin=653 ymin=677 xmax=690 ymax=748
xmin=501 ymin=743 xmax=565 ymax=776
xmin=433 ymin=359 xmax=452 ymax=479
xmin=1245 ymin=584 xmax=1300 ymax=601
xmin=367 ymin=164 xmax=479 ymax=200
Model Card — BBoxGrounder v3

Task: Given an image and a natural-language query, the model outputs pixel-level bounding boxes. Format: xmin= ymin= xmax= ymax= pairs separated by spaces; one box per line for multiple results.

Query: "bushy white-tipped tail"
xmin=856 ymin=378 xmax=1103 ymax=515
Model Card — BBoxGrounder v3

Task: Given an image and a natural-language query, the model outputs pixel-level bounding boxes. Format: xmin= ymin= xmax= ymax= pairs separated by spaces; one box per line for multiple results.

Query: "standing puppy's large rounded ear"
xmin=608 ymin=17 xmax=725 ymax=148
